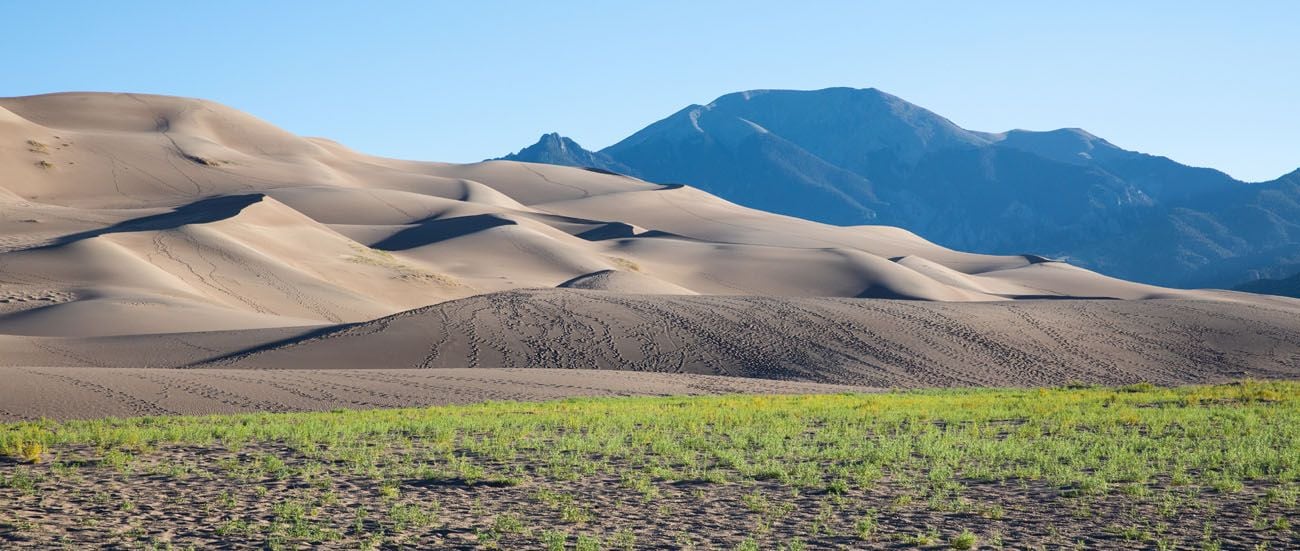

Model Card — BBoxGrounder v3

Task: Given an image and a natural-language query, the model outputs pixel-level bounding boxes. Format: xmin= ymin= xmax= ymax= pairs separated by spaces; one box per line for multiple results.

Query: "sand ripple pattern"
xmin=209 ymin=289 xmax=1300 ymax=387
xmin=0 ymin=367 xmax=866 ymax=422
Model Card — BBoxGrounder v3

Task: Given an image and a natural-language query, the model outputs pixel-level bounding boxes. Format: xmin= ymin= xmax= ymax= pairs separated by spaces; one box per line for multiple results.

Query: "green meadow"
xmin=3 ymin=381 xmax=1298 ymax=549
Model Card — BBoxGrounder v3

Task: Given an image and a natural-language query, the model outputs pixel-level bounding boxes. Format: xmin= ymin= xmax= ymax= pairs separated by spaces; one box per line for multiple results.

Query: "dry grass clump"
xmin=605 ymin=256 xmax=642 ymax=272
xmin=2 ymin=427 xmax=46 ymax=463
xmin=346 ymin=243 xmax=463 ymax=287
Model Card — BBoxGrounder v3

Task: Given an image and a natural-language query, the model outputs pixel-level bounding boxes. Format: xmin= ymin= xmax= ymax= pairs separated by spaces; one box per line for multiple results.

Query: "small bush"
xmin=18 ymin=442 xmax=43 ymax=464
xmin=855 ymin=512 xmax=878 ymax=540
xmin=950 ymin=529 xmax=978 ymax=549
xmin=493 ymin=513 xmax=524 ymax=534
xmin=540 ymin=530 xmax=567 ymax=551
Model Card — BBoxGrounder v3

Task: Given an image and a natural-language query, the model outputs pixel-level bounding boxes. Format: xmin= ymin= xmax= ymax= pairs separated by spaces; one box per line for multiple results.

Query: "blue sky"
xmin=3 ymin=1 xmax=1297 ymax=181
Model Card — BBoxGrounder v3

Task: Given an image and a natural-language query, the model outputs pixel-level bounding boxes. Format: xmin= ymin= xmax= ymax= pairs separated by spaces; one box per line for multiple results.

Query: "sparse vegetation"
xmin=605 ymin=255 xmax=642 ymax=272
xmin=346 ymin=243 xmax=464 ymax=287
xmin=950 ymin=528 xmax=978 ymax=549
xmin=854 ymin=510 xmax=878 ymax=540
xmin=1 ymin=381 xmax=1298 ymax=548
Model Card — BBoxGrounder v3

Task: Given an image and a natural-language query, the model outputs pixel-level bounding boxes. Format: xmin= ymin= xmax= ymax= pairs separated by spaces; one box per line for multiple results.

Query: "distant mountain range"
xmin=1235 ymin=272 xmax=1300 ymax=297
xmin=497 ymin=88 xmax=1300 ymax=290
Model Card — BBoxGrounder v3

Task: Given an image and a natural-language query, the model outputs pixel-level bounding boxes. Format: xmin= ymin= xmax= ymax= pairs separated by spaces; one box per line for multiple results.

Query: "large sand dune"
xmin=194 ymin=290 xmax=1300 ymax=386
xmin=2 ymin=92 xmax=1299 ymax=419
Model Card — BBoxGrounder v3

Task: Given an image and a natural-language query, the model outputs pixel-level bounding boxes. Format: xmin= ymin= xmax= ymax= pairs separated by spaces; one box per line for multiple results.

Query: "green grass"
xmin=5 ymin=380 xmax=1297 ymax=492
xmin=950 ymin=528 xmax=978 ymax=549
xmin=2 ymin=380 xmax=1298 ymax=547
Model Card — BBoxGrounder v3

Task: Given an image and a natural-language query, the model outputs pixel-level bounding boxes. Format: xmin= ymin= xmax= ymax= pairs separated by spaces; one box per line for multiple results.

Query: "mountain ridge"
xmin=495 ymin=87 xmax=1299 ymax=289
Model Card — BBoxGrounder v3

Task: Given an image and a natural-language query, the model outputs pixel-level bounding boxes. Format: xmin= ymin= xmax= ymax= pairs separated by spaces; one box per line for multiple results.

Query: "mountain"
xmin=1236 ymin=272 xmax=1300 ymax=298
xmin=496 ymin=88 xmax=1300 ymax=289
xmin=498 ymin=132 xmax=630 ymax=174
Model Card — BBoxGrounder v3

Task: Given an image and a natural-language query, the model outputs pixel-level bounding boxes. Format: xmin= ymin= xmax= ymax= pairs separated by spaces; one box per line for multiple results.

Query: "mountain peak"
xmin=605 ymin=87 xmax=987 ymax=176
xmin=712 ymin=86 xmax=888 ymax=103
xmin=495 ymin=133 xmax=631 ymax=174
xmin=1273 ymin=167 xmax=1300 ymax=183
xmin=535 ymin=132 xmax=576 ymax=151
xmin=986 ymin=127 xmax=1122 ymax=165
xmin=499 ymin=86 xmax=1285 ymax=288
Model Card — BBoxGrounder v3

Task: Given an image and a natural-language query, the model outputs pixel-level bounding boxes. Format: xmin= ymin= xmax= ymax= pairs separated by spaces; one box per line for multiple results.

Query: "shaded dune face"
xmin=0 ymin=91 xmax=1297 ymax=393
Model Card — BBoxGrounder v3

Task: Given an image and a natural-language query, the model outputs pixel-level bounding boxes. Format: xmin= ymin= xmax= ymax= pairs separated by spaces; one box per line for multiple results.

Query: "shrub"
xmin=950 ymin=529 xmax=978 ymax=549
xmin=18 ymin=442 xmax=43 ymax=464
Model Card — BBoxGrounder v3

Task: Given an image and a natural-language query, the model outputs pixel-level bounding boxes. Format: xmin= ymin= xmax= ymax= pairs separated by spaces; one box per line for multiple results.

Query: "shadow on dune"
xmin=855 ymin=286 xmax=923 ymax=300
xmin=575 ymin=222 xmax=640 ymax=241
xmin=35 ymin=194 xmax=266 ymax=249
xmin=184 ymin=322 xmax=363 ymax=367
xmin=372 ymin=214 xmax=517 ymax=251
xmin=514 ymin=211 xmax=641 ymax=241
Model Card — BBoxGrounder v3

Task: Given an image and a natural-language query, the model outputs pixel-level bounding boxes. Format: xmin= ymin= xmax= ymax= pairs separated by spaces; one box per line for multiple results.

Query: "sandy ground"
xmin=199 ymin=290 xmax=1300 ymax=386
xmin=4 ymin=445 xmax=1294 ymax=549
xmin=1 ymin=290 xmax=1298 ymax=421
xmin=0 ymin=368 xmax=869 ymax=422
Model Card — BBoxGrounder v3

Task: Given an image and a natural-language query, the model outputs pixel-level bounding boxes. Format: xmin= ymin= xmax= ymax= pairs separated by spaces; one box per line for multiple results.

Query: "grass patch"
xmin=345 ymin=243 xmax=463 ymax=287
xmin=605 ymin=255 xmax=642 ymax=272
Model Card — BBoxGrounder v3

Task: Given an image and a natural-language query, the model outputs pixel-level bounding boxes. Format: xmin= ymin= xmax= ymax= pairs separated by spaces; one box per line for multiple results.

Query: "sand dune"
xmin=2 ymin=289 xmax=1296 ymax=386
xmin=1 ymin=92 xmax=1298 ymax=418
xmin=190 ymin=290 xmax=1300 ymax=386
xmin=558 ymin=269 xmax=698 ymax=295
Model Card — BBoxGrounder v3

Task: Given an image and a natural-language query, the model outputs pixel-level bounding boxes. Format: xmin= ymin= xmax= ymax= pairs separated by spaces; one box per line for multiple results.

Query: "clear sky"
xmin=3 ymin=1 xmax=1297 ymax=181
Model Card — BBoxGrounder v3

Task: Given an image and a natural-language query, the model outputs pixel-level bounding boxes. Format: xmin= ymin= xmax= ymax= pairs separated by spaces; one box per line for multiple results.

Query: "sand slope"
xmin=5 ymin=288 xmax=1297 ymax=387
xmin=0 ymin=367 xmax=867 ymax=422
xmin=2 ymin=288 xmax=1297 ymax=420
xmin=195 ymin=289 xmax=1300 ymax=386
